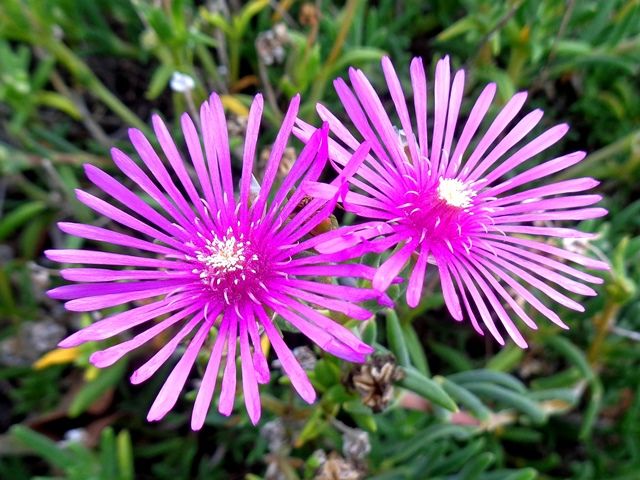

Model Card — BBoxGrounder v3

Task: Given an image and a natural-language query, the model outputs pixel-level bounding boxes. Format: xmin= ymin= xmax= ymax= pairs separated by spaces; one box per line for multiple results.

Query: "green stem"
xmin=229 ymin=35 xmax=241 ymax=86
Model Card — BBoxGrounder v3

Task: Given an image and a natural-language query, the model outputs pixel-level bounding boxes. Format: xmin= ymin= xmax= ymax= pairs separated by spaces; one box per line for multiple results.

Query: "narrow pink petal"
xmin=274 ymin=137 xmax=370 ymax=244
xmin=130 ymin=312 xmax=203 ymax=385
xmin=449 ymin=261 xmax=505 ymax=345
xmin=48 ymin=279 xmax=185 ymax=300
xmin=459 ymin=91 xmax=528 ymax=179
xmin=381 ymin=57 xmax=420 ymax=170
xmin=280 ymin=295 xmax=373 ymax=356
xmin=57 ymin=296 xmax=193 ymax=346
xmin=307 ymin=104 xmax=359 ymax=151
xmin=323 ymin=339 xmax=369 ymax=363
xmin=459 ymin=256 xmax=528 ymax=348
xmin=406 ymin=243 xmax=429 ymax=308
xmin=464 ymin=109 xmax=544 ymax=183
xmin=111 ymin=148 xmax=194 ymax=235
xmin=313 ymin=107 xmax=398 ymax=201
xmin=492 ymin=225 xmax=597 ymax=238
xmin=265 ymin=300 xmax=336 ymax=353
xmin=84 ymin=164 xmax=172 ymax=233
xmin=75 ymin=187 xmax=184 ymax=251
xmin=491 ymin=194 xmax=602 ymax=216
xmin=152 ymin=114 xmax=210 ymax=227
xmin=128 ymin=128 xmax=199 ymax=227
xmin=239 ymin=95 xmax=264 ymax=215
xmin=209 ymin=94 xmax=235 ymax=200
xmin=239 ymin=314 xmax=261 ymax=424
xmin=147 ymin=312 xmax=212 ymax=421
xmin=45 ymin=249 xmax=185 ymax=269
xmin=191 ymin=314 xmax=230 ymax=430
xmin=446 ymin=83 xmax=496 ymax=177
xmin=245 ymin=305 xmax=270 ymax=384
xmin=485 ymin=178 xmax=600 ymax=207
xmin=480 ymin=233 xmax=609 ymax=270
xmin=254 ymin=305 xmax=316 ymax=403
xmin=449 ymin=264 xmax=484 ymax=335
xmin=473 ymin=254 xmax=567 ymax=329
xmin=372 ymin=238 xmax=418 ymax=291
xmin=181 ymin=112 xmax=218 ymax=227
xmin=283 ymin=278 xmax=386 ymax=303
xmin=485 ymin=151 xmax=586 ymax=198
xmin=199 ymin=100 xmax=227 ymax=223
xmin=310 ymin=222 xmax=394 ymax=254
xmin=278 ymin=285 xmax=372 ymax=320
xmin=275 ymin=138 xmax=368 ymax=244
xmin=57 ymin=222 xmax=179 ymax=256
xmin=303 ymin=183 xmax=389 ymax=212
xmin=475 ymin=249 xmax=585 ymax=312
xmin=65 ymin=284 xmax=190 ymax=312
xmin=282 ymin=263 xmax=379 ymax=280
xmin=251 ymin=95 xmax=300 ymax=220
xmin=218 ymin=311 xmax=238 ymax=416
xmin=90 ymin=304 xmax=201 ymax=368
xmin=440 ymin=68 xmax=464 ymax=175
xmin=430 ymin=56 xmax=451 ymax=173
xmin=481 ymin=239 xmax=603 ymax=284
xmin=410 ymin=57 xmax=429 ymax=159
xmin=60 ymin=268 xmax=191 ymax=282
xmin=492 ymin=208 xmax=607 ymax=224
xmin=333 ymin=78 xmax=402 ymax=182
xmin=264 ymin=124 xmax=328 ymax=228
xmin=349 ymin=68 xmax=409 ymax=177
xmin=470 ymin=258 xmax=537 ymax=330
xmin=481 ymin=124 xmax=570 ymax=185
xmin=477 ymin=242 xmax=597 ymax=296
xmin=436 ymin=257 xmax=463 ymax=321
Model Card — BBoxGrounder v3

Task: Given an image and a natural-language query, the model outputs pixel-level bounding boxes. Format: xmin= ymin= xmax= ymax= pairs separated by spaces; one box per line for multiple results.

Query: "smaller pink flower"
xmin=296 ymin=56 xmax=609 ymax=348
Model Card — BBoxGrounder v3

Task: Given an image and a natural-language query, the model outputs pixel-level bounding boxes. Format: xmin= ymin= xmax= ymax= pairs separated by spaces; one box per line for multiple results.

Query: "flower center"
xmin=196 ymin=236 xmax=249 ymax=275
xmin=436 ymin=178 xmax=476 ymax=209
xmin=398 ymin=178 xmax=480 ymax=255
xmin=190 ymin=228 xmax=262 ymax=304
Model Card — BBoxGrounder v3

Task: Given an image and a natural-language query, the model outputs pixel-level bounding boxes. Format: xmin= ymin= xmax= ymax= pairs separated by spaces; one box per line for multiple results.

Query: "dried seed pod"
xmin=348 ymin=353 xmax=405 ymax=412
xmin=314 ymin=452 xmax=362 ymax=480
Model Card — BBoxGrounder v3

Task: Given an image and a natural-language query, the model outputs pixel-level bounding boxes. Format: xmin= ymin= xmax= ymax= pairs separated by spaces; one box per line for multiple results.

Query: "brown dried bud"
xmin=342 ymin=429 xmax=370 ymax=463
xmin=348 ymin=354 xmax=405 ymax=412
xmin=256 ymin=23 xmax=289 ymax=66
xmin=314 ymin=452 xmax=362 ymax=480
xmin=257 ymin=146 xmax=297 ymax=181
xmin=299 ymin=3 xmax=320 ymax=27
xmin=226 ymin=113 xmax=248 ymax=138
xmin=272 ymin=346 xmax=317 ymax=371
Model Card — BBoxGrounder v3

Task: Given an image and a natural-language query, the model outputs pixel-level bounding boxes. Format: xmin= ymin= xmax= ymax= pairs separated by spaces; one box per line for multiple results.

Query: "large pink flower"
xmin=296 ymin=56 xmax=609 ymax=348
xmin=45 ymin=93 xmax=381 ymax=428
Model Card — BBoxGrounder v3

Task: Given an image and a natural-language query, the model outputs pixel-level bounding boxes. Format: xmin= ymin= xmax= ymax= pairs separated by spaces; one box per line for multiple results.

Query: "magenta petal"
xmin=255 ymin=305 xmax=316 ymax=404
xmin=406 ymin=243 xmax=429 ymax=308
xmin=218 ymin=312 xmax=238 ymax=417
xmin=372 ymin=238 xmax=417 ymax=292
xmin=239 ymin=315 xmax=261 ymax=425
xmin=130 ymin=313 xmax=203 ymax=385
xmin=191 ymin=314 xmax=230 ymax=430
xmin=147 ymin=314 xmax=212 ymax=422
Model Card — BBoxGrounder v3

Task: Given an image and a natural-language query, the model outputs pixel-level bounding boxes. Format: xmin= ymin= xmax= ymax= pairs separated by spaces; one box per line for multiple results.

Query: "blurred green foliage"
xmin=1 ymin=0 xmax=640 ymax=479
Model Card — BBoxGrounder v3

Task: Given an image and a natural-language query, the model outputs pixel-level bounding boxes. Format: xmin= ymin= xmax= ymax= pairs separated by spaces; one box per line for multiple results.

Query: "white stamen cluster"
xmin=437 ymin=177 xmax=476 ymax=209
xmin=192 ymin=228 xmax=258 ymax=285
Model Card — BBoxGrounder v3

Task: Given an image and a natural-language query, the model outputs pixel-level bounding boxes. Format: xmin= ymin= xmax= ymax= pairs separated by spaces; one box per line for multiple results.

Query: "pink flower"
xmin=45 ymin=93 xmax=380 ymax=428
xmin=296 ymin=56 xmax=609 ymax=348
